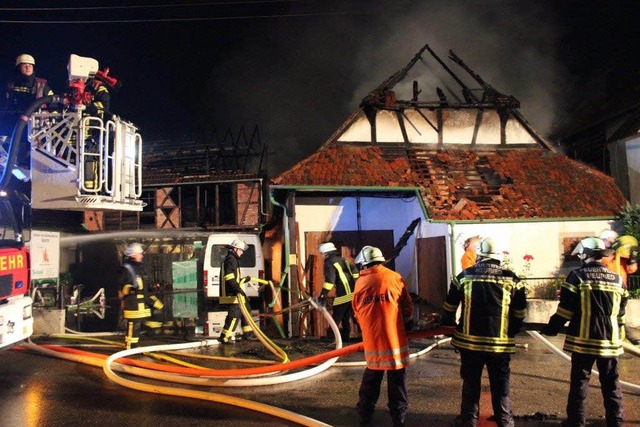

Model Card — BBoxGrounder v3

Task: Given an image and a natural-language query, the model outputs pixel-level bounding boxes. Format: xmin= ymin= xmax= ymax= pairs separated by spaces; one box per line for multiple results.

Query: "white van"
xmin=202 ymin=233 xmax=265 ymax=300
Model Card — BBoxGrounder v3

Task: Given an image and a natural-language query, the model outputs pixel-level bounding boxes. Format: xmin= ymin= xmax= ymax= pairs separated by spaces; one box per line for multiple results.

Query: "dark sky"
xmin=1 ymin=0 xmax=639 ymax=175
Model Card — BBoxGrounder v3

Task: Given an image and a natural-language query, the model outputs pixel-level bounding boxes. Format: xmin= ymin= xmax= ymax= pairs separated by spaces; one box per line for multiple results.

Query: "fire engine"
xmin=0 ymin=54 xmax=145 ymax=349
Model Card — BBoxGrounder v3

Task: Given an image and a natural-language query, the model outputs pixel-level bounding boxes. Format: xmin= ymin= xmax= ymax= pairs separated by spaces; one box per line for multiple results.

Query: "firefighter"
xmin=316 ymin=241 xmax=359 ymax=343
xmin=3 ymin=54 xmax=54 ymax=166
xmin=542 ymin=237 xmax=627 ymax=427
xmin=442 ymin=237 xmax=527 ymax=427
xmin=461 ymin=235 xmax=481 ymax=270
xmin=85 ymin=77 xmax=110 ymax=119
xmin=600 ymin=234 xmax=639 ymax=344
xmin=352 ymin=246 xmax=414 ymax=427
xmin=4 ymin=54 xmax=54 ymax=113
xmin=119 ymin=243 xmax=164 ymax=349
xmin=217 ymin=239 xmax=257 ymax=343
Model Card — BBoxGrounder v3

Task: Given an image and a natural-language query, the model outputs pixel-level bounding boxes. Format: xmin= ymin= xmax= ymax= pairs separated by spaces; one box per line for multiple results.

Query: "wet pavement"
xmin=2 ymin=327 xmax=640 ymax=427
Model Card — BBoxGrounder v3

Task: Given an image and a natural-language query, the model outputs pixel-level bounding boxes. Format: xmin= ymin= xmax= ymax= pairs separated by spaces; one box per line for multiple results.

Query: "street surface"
xmin=1 ymin=329 xmax=640 ymax=427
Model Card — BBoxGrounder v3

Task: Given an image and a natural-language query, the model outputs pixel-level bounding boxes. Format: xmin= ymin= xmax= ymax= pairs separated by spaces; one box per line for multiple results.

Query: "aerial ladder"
xmin=0 ymin=54 xmax=145 ymax=212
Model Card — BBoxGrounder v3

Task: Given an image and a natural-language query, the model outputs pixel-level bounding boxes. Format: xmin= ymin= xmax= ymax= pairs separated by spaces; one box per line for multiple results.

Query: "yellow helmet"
xmin=612 ymin=235 xmax=639 ymax=259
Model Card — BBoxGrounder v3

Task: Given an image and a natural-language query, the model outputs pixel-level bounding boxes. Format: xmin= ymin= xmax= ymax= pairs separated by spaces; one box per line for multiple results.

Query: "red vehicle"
xmin=0 ymin=195 xmax=32 ymax=349
xmin=0 ymin=54 xmax=145 ymax=347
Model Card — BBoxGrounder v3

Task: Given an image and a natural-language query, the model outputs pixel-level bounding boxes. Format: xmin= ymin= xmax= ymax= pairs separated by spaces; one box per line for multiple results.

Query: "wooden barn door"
xmin=304 ymin=230 xmax=394 ymax=338
xmin=417 ymin=236 xmax=448 ymax=310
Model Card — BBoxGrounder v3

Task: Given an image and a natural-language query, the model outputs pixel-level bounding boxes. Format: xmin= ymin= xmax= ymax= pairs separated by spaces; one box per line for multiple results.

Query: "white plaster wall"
xmin=337 ymin=109 xmax=538 ymax=145
xmin=452 ymin=220 xmax=619 ymax=277
xmin=294 ymin=195 xmax=618 ymax=295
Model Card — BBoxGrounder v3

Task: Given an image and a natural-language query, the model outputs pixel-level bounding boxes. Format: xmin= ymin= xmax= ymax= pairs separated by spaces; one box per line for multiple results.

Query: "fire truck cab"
xmin=0 ymin=196 xmax=32 ymax=349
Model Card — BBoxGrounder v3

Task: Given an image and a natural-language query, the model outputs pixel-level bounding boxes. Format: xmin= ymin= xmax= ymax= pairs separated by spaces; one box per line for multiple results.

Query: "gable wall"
xmin=337 ymin=109 xmax=538 ymax=145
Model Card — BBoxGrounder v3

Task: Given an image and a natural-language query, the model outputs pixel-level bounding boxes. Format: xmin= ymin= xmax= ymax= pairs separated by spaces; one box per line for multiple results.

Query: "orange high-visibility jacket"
xmin=352 ymin=264 xmax=414 ymax=370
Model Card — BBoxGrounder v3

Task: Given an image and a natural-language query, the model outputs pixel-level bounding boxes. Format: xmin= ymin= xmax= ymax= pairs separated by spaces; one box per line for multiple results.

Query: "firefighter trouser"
xmin=566 ymin=353 xmax=623 ymax=427
xmin=218 ymin=301 xmax=253 ymax=342
xmin=357 ymin=367 xmax=407 ymax=427
xmin=457 ymin=350 xmax=514 ymax=427
xmin=125 ymin=318 xmax=145 ymax=350
xmin=328 ymin=302 xmax=354 ymax=341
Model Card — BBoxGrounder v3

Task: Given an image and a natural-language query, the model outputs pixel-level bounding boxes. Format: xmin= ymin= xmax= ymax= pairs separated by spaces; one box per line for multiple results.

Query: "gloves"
xmin=242 ymin=276 xmax=252 ymax=283
xmin=317 ymin=294 xmax=327 ymax=307
xmin=539 ymin=325 xmax=558 ymax=336
xmin=508 ymin=321 xmax=522 ymax=338
xmin=404 ymin=319 xmax=415 ymax=332
xmin=440 ymin=311 xmax=457 ymax=327
xmin=540 ymin=314 xmax=565 ymax=336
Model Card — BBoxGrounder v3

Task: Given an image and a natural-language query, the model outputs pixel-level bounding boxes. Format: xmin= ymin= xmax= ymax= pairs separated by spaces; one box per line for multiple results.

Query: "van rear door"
xmin=204 ymin=237 xmax=263 ymax=298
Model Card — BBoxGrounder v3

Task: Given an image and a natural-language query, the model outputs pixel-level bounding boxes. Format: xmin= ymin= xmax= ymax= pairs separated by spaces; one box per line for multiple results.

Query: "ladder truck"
xmin=0 ymin=54 xmax=145 ymax=348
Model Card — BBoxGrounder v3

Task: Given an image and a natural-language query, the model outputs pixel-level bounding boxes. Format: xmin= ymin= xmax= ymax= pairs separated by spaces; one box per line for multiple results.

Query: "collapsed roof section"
xmin=273 ymin=144 xmax=625 ymax=220
xmin=324 ymin=44 xmax=555 ymax=150
xmin=274 ymin=43 xmax=627 ymax=221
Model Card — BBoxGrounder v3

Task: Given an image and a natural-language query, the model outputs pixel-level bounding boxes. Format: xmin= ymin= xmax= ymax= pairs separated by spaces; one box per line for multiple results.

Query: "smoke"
xmin=203 ymin=2 xmax=567 ymax=176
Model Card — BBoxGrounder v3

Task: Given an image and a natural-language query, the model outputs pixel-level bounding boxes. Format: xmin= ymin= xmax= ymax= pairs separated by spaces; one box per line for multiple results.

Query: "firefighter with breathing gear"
xmin=442 ymin=237 xmax=526 ymax=427
xmin=217 ymin=239 xmax=258 ymax=343
xmin=352 ymin=245 xmax=414 ymax=427
xmin=541 ymin=237 xmax=627 ymax=427
xmin=119 ymin=243 xmax=164 ymax=349
xmin=317 ymin=241 xmax=359 ymax=343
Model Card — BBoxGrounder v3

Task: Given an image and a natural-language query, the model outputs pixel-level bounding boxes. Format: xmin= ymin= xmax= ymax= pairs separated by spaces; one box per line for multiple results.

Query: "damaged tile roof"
xmin=271 ymin=144 xmax=627 ymax=221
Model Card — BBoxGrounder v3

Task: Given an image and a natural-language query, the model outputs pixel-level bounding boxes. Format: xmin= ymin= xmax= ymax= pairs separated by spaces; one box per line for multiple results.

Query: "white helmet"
xmin=125 ymin=243 xmax=144 ymax=257
xmin=572 ymin=237 xmax=605 ymax=258
xmin=356 ymin=246 xmax=385 ymax=267
xmin=599 ymin=229 xmax=619 ymax=249
xmin=319 ymin=242 xmax=337 ymax=254
xmin=228 ymin=239 xmax=248 ymax=251
xmin=16 ymin=54 xmax=35 ymax=67
xmin=476 ymin=237 xmax=501 ymax=261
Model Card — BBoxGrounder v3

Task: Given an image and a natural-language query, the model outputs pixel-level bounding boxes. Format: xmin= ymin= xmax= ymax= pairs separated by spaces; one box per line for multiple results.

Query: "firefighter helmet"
xmin=599 ymin=229 xmax=619 ymax=248
xmin=319 ymin=242 xmax=337 ymax=254
xmin=356 ymin=246 xmax=385 ymax=267
xmin=476 ymin=237 xmax=501 ymax=261
xmin=572 ymin=237 xmax=605 ymax=258
xmin=15 ymin=54 xmax=35 ymax=67
xmin=612 ymin=235 xmax=639 ymax=259
xmin=228 ymin=239 xmax=248 ymax=251
xmin=125 ymin=243 xmax=144 ymax=257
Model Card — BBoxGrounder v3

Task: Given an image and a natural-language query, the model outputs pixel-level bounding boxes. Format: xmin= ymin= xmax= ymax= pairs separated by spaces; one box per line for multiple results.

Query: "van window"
xmin=210 ymin=245 xmax=257 ymax=268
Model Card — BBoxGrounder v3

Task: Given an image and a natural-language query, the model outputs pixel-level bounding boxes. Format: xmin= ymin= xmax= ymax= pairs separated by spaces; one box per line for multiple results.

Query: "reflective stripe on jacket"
xmin=443 ymin=259 xmax=526 ymax=353
xmin=352 ymin=264 xmax=413 ymax=370
xmin=323 ymin=253 xmax=359 ymax=306
xmin=555 ymin=261 xmax=627 ymax=357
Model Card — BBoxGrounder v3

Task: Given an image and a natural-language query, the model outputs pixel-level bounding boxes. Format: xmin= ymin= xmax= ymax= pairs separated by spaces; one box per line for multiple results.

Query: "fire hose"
xmin=527 ymin=330 xmax=640 ymax=394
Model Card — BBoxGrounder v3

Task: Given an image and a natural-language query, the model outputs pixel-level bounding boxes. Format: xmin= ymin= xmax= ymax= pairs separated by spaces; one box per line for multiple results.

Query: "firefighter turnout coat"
xmin=120 ymin=261 xmax=162 ymax=320
xmin=352 ymin=264 xmax=414 ymax=370
xmin=443 ymin=259 xmax=527 ymax=353
xmin=322 ymin=252 xmax=359 ymax=306
xmin=545 ymin=261 xmax=628 ymax=357
xmin=220 ymin=250 xmax=245 ymax=305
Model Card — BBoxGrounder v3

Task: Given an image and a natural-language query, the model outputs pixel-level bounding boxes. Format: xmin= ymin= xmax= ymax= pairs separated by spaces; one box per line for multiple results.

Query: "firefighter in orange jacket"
xmin=461 ymin=235 xmax=481 ymax=270
xmin=352 ymin=246 xmax=414 ymax=427
xmin=119 ymin=243 xmax=164 ymax=349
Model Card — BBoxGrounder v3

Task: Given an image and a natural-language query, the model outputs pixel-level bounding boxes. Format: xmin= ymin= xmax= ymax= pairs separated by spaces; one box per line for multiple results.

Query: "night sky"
xmin=1 ymin=0 xmax=639 ymax=175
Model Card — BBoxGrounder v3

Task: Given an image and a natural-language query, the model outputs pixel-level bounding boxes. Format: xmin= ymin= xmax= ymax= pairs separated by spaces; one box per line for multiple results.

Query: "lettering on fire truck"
xmin=0 ymin=253 xmax=25 ymax=271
